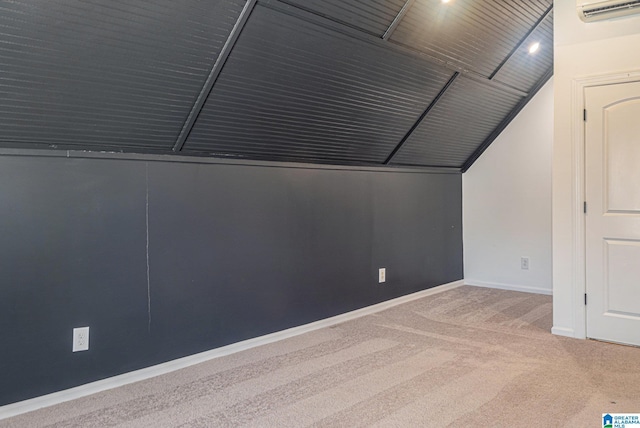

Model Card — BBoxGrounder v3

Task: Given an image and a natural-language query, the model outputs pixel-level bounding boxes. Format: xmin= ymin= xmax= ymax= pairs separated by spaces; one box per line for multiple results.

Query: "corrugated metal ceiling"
xmin=278 ymin=0 xmax=407 ymax=36
xmin=390 ymin=0 xmax=551 ymax=77
xmin=0 ymin=0 xmax=245 ymax=152
xmin=0 ymin=0 xmax=553 ymax=171
xmin=492 ymin=9 xmax=554 ymax=93
xmin=390 ymin=76 xmax=523 ymax=167
xmin=184 ymin=5 xmax=453 ymax=164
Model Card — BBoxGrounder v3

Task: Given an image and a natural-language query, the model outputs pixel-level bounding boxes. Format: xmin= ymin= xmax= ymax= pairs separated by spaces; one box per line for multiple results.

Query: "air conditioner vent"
xmin=578 ymin=0 xmax=640 ymax=22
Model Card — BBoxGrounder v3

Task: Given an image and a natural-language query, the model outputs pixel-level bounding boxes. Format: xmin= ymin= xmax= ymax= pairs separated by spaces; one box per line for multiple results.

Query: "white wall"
xmin=463 ymin=78 xmax=553 ymax=295
xmin=553 ymin=0 xmax=640 ymax=337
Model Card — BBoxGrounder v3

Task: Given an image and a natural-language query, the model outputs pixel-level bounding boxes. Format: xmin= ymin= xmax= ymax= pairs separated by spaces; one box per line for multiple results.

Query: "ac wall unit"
xmin=577 ymin=0 xmax=640 ymax=22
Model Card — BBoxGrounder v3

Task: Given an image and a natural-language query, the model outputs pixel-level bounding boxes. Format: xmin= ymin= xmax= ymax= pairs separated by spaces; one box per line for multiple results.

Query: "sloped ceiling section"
xmin=0 ymin=0 xmax=553 ymax=171
xmin=391 ymin=76 xmax=523 ymax=167
xmin=0 ymin=0 xmax=246 ymax=152
xmin=280 ymin=0 xmax=407 ymax=36
xmin=183 ymin=5 xmax=453 ymax=164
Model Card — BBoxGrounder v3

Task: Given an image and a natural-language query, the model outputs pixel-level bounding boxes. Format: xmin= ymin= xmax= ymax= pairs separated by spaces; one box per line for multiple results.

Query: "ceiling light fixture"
xmin=528 ymin=42 xmax=540 ymax=54
xmin=442 ymin=0 xmax=451 ymax=3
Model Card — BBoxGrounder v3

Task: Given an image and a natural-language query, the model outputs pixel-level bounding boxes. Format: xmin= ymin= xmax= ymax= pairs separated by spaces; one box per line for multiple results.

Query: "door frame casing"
xmin=566 ymin=70 xmax=640 ymax=340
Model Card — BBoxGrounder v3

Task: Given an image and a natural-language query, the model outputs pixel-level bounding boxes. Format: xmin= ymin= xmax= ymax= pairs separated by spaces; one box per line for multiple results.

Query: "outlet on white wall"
xmin=378 ymin=268 xmax=386 ymax=283
xmin=462 ymin=79 xmax=553 ymax=294
xmin=521 ymin=257 xmax=530 ymax=270
xmin=73 ymin=327 xmax=90 ymax=352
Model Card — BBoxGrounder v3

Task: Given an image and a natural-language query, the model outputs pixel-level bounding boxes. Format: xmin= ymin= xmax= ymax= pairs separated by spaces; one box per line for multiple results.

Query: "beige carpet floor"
xmin=2 ymin=285 xmax=640 ymax=427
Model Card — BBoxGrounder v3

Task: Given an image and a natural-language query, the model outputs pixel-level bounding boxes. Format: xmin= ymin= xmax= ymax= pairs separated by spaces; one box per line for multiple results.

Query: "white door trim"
xmin=569 ymin=70 xmax=640 ymax=339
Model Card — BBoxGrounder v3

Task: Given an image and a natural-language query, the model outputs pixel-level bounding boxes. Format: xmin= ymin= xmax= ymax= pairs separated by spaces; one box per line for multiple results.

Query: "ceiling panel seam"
xmin=456 ymin=71 xmax=528 ymax=98
xmin=172 ymin=0 xmax=257 ymax=152
xmin=0 ymin=0 xmax=553 ymax=169
xmin=259 ymin=0 xmax=528 ymax=99
xmin=461 ymin=67 xmax=553 ymax=172
xmin=259 ymin=0 xmax=402 ymax=48
xmin=0 ymin=147 xmax=460 ymax=174
xmin=183 ymin=3 xmax=457 ymax=165
xmin=488 ymin=4 xmax=553 ymax=80
xmin=262 ymin=0 xmax=381 ymax=37
xmin=384 ymin=72 xmax=459 ymax=165
xmin=257 ymin=1 xmax=449 ymax=65
xmin=382 ymin=0 xmax=416 ymax=41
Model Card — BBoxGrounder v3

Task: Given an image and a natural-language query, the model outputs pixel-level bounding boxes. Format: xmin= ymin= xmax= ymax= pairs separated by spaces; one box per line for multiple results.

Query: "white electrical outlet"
xmin=521 ymin=257 xmax=530 ymax=270
xmin=73 ymin=327 xmax=90 ymax=352
xmin=379 ymin=268 xmax=386 ymax=283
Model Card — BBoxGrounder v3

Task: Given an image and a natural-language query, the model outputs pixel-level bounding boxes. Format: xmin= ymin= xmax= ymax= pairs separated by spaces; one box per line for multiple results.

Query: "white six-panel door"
xmin=585 ymin=80 xmax=640 ymax=347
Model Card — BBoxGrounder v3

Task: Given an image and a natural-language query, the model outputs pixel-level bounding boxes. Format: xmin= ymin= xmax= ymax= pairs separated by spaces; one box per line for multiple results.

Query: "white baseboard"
xmin=465 ymin=279 xmax=552 ymax=295
xmin=551 ymin=326 xmax=576 ymax=338
xmin=0 ymin=279 xmax=464 ymax=420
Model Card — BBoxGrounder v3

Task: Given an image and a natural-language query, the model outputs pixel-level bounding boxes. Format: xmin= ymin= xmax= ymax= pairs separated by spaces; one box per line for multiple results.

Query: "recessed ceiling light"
xmin=442 ymin=0 xmax=451 ymax=3
xmin=528 ymin=42 xmax=540 ymax=54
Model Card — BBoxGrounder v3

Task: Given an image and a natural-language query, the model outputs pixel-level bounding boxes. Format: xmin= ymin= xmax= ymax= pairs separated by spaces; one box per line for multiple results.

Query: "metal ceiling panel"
xmin=390 ymin=76 xmax=523 ymax=168
xmin=390 ymin=0 xmax=552 ymax=77
xmin=492 ymin=11 xmax=553 ymax=93
xmin=184 ymin=5 xmax=454 ymax=165
xmin=0 ymin=0 xmax=245 ymax=151
xmin=278 ymin=0 xmax=407 ymax=36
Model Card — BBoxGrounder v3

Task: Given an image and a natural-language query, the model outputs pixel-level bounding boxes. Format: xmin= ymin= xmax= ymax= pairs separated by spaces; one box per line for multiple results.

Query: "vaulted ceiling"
xmin=0 ymin=0 xmax=553 ymax=171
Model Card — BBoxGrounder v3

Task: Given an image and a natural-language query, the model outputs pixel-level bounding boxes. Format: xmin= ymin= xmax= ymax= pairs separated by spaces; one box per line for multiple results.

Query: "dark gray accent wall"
xmin=0 ymin=156 xmax=149 ymax=403
xmin=0 ymin=154 xmax=462 ymax=406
